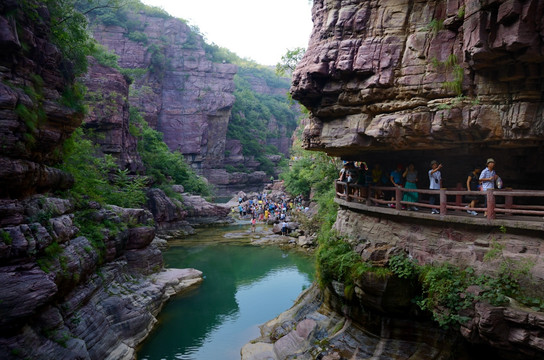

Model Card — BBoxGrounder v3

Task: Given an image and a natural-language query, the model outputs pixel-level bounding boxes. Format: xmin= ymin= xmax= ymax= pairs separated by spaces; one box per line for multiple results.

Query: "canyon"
xmin=88 ymin=8 xmax=297 ymax=195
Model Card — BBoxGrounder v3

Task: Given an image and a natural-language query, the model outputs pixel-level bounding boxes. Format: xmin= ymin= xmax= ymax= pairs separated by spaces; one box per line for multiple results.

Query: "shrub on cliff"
xmin=130 ymin=109 xmax=211 ymax=196
xmin=59 ymin=128 xmax=147 ymax=207
xmin=281 ymin=148 xmax=339 ymax=198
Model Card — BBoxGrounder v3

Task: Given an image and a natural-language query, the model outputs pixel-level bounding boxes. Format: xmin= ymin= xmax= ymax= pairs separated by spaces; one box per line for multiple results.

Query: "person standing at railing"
xmin=338 ymin=162 xmax=350 ymax=182
xmin=371 ymin=163 xmax=384 ymax=199
xmin=389 ymin=164 xmax=404 ymax=208
xmin=428 ymin=160 xmax=443 ymax=214
xmin=465 ymin=165 xmax=481 ymax=216
xmin=479 ymin=158 xmax=498 ymax=215
xmin=403 ymin=163 xmax=419 ymax=211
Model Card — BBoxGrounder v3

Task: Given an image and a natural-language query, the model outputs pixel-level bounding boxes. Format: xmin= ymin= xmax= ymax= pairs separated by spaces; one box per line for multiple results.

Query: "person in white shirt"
xmin=479 ymin=158 xmax=497 ymax=191
xmin=479 ymin=158 xmax=498 ymax=213
xmin=428 ymin=160 xmax=442 ymax=214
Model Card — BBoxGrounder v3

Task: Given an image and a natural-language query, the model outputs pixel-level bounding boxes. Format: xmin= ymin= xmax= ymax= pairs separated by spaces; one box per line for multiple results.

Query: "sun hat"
xmin=486 ymin=158 xmax=495 ymax=164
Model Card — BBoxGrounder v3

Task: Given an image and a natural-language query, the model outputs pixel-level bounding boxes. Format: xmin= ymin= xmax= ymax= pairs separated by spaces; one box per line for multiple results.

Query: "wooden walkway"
xmin=335 ymin=181 xmax=544 ymax=232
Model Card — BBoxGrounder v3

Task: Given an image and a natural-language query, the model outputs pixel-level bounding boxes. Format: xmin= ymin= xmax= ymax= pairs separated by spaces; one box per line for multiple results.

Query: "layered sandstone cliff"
xmin=270 ymin=0 xmax=544 ymax=359
xmin=0 ymin=3 xmax=203 ymax=359
xmin=91 ymin=15 xmax=236 ymax=171
xmin=88 ymin=9 xmax=297 ymax=196
xmin=291 ymin=0 xmax=544 ymax=188
xmin=0 ymin=1 xmax=82 ymax=199
xmin=81 ymin=58 xmax=144 ymax=173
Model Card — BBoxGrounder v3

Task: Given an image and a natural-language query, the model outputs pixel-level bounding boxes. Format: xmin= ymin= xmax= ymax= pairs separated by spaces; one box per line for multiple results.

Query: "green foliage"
xmin=227 ymin=67 xmax=298 ymax=175
xmin=44 ymin=0 xmax=98 ymax=77
xmin=388 ymin=254 xmax=419 ymax=280
xmin=130 ymin=108 xmax=210 ymax=195
xmin=417 ymin=263 xmax=474 ymax=328
xmin=430 ymin=53 xmax=464 ymax=97
xmin=37 ymin=241 xmax=63 ymax=273
xmin=276 ymin=47 xmax=306 ymax=77
xmin=427 ymin=18 xmax=444 ymax=36
xmin=457 ymin=6 xmax=466 ymax=18
xmin=15 ymin=104 xmax=39 ymax=133
xmin=443 ymin=64 xmax=464 ymax=96
xmin=58 ymin=127 xmax=147 ymax=207
xmin=127 ymin=30 xmax=148 ymax=44
xmin=73 ymin=209 xmax=126 ymax=261
xmin=281 ymin=148 xmax=340 ymax=198
xmin=316 ymin=235 xmax=360 ymax=288
xmin=60 ymin=81 xmax=87 ymax=113
xmin=147 ymin=43 xmax=169 ymax=78
xmin=92 ymin=43 xmax=120 ymax=69
xmin=120 ymin=67 xmax=148 ymax=82
xmin=0 ymin=230 xmax=12 ymax=245
xmin=387 ymin=249 xmax=543 ymax=329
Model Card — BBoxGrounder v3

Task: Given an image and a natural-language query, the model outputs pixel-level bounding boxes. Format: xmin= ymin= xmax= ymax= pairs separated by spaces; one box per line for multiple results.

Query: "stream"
xmin=137 ymin=223 xmax=315 ymax=359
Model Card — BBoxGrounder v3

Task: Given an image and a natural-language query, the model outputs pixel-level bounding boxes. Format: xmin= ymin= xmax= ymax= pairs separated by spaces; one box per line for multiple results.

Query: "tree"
xmin=275 ymin=47 xmax=306 ymax=77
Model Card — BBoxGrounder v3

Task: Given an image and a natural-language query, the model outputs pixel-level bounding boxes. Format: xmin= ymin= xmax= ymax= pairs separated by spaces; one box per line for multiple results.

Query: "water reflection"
xmin=137 ymin=225 xmax=314 ymax=360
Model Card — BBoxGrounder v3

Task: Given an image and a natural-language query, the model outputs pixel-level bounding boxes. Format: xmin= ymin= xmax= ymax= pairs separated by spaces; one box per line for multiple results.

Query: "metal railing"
xmin=335 ymin=181 xmax=544 ymax=220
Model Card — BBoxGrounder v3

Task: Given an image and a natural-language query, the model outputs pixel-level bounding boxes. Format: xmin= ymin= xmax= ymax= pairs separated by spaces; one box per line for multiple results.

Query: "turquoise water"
xmin=137 ymin=224 xmax=315 ymax=360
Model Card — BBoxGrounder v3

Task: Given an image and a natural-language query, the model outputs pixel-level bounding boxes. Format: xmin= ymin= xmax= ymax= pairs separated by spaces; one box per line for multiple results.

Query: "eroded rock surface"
xmin=91 ymin=17 xmax=236 ymax=171
xmin=81 ymin=58 xmax=144 ymax=172
xmin=291 ymin=0 xmax=544 ymax=186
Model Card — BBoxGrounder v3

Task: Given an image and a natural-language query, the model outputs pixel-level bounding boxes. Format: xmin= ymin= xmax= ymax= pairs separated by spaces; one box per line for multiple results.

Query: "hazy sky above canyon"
xmin=141 ymin=0 xmax=313 ymax=66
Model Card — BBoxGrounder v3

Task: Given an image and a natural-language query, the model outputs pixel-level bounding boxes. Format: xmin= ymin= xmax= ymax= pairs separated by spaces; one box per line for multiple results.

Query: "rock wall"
xmin=0 ymin=3 xmax=203 ymax=359
xmin=0 ymin=199 xmax=202 ymax=360
xmin=331 ymin=207 xmax=544 ymax=359
xmin=81 ymin=58 xmax=144 ymax=173
xmin=291 ymin=0 xmax=544 ymax=186
xmin=91 ymin=17 xmax=236 ymax=171
xmin=0 ymin=1 xmax=83 ymax=199
xmin=280 ymin=0 xmax=544 ymax=358
xmin=89 ymin=11 xmax=297 ymax=196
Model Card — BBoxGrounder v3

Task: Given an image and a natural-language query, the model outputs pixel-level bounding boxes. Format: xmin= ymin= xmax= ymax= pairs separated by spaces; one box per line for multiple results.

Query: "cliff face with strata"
xmin=89 ymin=10 xmax=296 ymax=196
xmin=0 ymin=3 xmax=82 ymax=200
xmin=0 ymin=3 xmax=202 ymax=359
xmin=292 ymin=0 xmax=544 ymax=188
xmin=275 ymin=0 xmax=544 ymax=359
xmin=92 ymin=17 xmax=236 ymax=172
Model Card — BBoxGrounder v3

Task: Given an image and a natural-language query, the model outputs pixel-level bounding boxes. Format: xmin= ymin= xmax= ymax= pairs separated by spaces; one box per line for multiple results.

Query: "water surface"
xmin=137 ymin=224 xmax=314 ymax=360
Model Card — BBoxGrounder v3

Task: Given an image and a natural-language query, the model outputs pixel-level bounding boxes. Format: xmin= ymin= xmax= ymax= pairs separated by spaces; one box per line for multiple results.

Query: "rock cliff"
xmin=291 ymin=0 xmax=544 ymax=187
xmin=87 ymin=8 xmax=297 ymax=196
xmin=271 ymin=0 xmax=544 ymax=358
xmin=0 ymin=2 xmax=203 ymax=359
xmin=0 ymin=1 xmax=82 ymax=199
xmin=81 ymin=58 xmax=144 ymax=173
xmin=91 ymin=16 xmax=237 ymax=171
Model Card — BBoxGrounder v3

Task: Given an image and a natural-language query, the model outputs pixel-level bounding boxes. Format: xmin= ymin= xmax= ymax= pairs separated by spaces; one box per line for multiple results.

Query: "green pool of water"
xmin=137 ymin=224 xmax=315 ymax=360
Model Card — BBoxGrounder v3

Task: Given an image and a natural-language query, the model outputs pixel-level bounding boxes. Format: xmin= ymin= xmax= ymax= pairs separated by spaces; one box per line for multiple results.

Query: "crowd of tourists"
xmin=236 ymin=192 xmax=308 ymax=234
xmin=338 ymin=158 xmax=500 ymax=216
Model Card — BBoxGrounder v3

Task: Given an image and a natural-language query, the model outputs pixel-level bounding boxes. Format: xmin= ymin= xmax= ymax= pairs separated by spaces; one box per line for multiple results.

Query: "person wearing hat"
xmin=428 ymin=160 xmax=442 ymax=214
xmin=479 ymin=158 xmax=498 ymax=192
xmin=479 ymin=158 xmax=498 ymax=214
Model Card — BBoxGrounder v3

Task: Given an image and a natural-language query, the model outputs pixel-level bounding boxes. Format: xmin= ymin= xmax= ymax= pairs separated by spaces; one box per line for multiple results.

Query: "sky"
xmin=140 ymin=0 xmax=313 ymax=66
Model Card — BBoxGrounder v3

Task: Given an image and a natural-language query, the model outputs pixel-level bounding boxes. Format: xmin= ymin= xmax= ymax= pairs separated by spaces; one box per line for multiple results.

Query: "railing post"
xmin=505 ymin=191 xmax=513 ymax=216
xmin=366 ymin=185 xmax=372 ymax=206
xmin=439 ymin=188 xmax=447 ymax=215
xmin=455 ymin=182 xmax=462 ymax=212
xmin=346 ymin=183 xmax=351 ymax=202
xmin=487 ymin=189 xmax=495 ymax=220
xmin=395 ymin=186 xmax=402 ymax=210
